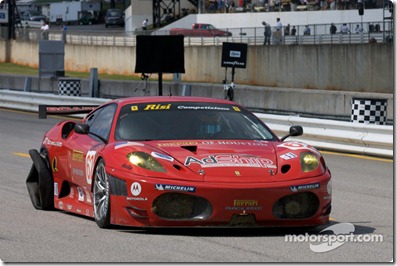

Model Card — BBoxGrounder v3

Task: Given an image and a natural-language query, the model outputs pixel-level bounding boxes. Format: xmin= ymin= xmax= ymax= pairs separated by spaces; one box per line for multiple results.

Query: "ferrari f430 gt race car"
xmin=27 ymin=96 xmax=332 ymax=228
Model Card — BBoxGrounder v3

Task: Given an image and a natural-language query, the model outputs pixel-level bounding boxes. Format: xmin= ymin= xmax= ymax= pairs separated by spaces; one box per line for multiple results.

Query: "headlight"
xmin=300 ymin=152 xmax=319 ymax=172
xmin=127 ymin=152 xmax=166 ymax=172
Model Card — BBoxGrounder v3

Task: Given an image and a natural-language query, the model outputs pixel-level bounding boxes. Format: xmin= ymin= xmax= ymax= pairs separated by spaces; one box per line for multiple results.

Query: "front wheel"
xmin=93 ymin=159 xmax=111 ymax=228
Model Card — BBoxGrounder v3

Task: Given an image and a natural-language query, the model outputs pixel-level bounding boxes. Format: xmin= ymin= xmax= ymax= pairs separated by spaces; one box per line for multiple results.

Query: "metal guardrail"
xmin=0 ymin=89 xmax=392 ymax=158
xmin=0 ymin=20 xmax=393 ymax=46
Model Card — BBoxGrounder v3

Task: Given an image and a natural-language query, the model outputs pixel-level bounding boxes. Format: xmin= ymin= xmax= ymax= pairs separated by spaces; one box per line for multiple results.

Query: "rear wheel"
xmin=93 ymin=159 xmax=111 ymax=228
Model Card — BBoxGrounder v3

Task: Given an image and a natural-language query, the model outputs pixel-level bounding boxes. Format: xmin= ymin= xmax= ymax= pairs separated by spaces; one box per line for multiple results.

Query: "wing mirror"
xmin=74 ymin=123 xmax=90 ymax=134
xmin=280 ymin=125 xmax=303 ymax=141
xmin=74 ymin=123 xmax=108 ymax=144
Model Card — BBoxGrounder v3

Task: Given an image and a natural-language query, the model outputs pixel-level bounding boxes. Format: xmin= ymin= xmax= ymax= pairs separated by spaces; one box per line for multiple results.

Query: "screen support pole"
xmin=158 ymin=72 xmax=163 ymax=96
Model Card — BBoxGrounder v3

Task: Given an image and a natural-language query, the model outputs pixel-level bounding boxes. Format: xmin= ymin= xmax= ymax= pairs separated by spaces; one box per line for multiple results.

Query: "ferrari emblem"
xmin=235 ymin=171 xmax=241 ymax=176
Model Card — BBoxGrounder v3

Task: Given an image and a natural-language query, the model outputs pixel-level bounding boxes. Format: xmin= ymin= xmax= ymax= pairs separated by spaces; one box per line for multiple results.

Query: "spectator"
xmin=276 ymin=17 xmax=282 ymax=32
xmin=329 ymin=0 xmax=336 ymax=9
xmin=142 ymin=19 xmax=148 ymax=30
xmin=330 ymin=23 xmax=337 ymax=34
xmin=40 ymin=20 xmax=49 ymax=40
xmin=284 ymin=24 xmax=290 ymax=36
xmin=320 ymin=0 xmax=327 ymax=9
xmin=263 ymin=21 xmax=272 ymax=45
xmin=291 ymin=26 xmax=296 ymax=36
xmin=355 ymin=24 xmax=364 ymax=34
xmin=303 ymin=25 xmax=311 ymax=35
xmin=340 ymin=23 xmax=350 ymax=34
xmin=61 ymin=24 xmax=67 ymax=43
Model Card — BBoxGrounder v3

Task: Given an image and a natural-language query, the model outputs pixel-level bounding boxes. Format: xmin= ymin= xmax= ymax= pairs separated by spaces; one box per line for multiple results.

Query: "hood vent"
xmin=181 ymin=145 xmax=197 ymax=153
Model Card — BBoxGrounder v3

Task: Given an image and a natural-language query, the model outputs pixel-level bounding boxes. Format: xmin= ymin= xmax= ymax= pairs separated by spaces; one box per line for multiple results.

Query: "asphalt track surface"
xmin=0 ymin=108 xmax=393 ymax=263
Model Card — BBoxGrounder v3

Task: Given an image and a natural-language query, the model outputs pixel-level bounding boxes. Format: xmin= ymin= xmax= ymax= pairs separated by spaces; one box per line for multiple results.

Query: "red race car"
xmin=27 ymin=96 xmax=332 ymax=228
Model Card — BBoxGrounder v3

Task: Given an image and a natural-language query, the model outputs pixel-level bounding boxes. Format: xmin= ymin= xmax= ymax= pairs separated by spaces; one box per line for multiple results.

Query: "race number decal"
xmin=85 ymin=150 xmax=97 ymax=185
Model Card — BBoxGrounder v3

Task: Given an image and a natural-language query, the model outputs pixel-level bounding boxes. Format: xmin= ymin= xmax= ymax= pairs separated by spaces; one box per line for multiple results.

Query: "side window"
xmin=85 ymin=104 xmax=117 ymax=141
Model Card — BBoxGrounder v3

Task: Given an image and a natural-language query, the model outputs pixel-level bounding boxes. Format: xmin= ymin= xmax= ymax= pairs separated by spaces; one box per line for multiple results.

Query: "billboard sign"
xmin=0 ymin=10 xmax=8 ymax=24
xmin=221 ymin=42 xmax=247 ymax=69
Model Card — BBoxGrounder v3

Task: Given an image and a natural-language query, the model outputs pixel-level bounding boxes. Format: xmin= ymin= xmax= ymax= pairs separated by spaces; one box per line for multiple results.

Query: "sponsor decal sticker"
xmin=184 ymin=154 xmax=276 ymax=169
xmin=131 ymin=106 xmax=139 ymax=111
xmin=224 ymin=200 xmax=262 ymax=211
xmin=290 ymin=182 xmax=320 ymax=192
xmin=151 ymin=152 xmax=174 ymax=162
xmin=155 ymin=184 xmax=196 ymax=193
xmin=114 ymin=142 xmax=144 ymax=150
xmin=43 ymin=137 xmax=62 ymax=147
xmin=280 ymin=152 xmax=298 ymax=160
xmin=127 ymin=197 xmax=148 ymax=201
xmin=144 ymin=104 xmax=171 ymax=110
xmin=72 ymin=168 xmax=84 ymax=177
xmin=72 ymin=150 xmax=84 ymax=162
xmin=157 ymin=141 xmax=198 ymax=147
xmin=131 ymin=182 xmax=142 ymax=196
xmin=232 ymin=106 xmax=241 ymax=112
xmin=54 ymin=182 xmax=59 ymax=196
xmin=77 ymin=187 xmax=84 ymax=201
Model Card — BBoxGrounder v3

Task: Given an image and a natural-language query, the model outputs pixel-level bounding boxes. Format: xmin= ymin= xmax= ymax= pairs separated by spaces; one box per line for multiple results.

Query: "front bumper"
xmin=108 ymin=169 xmax=332 ymax=228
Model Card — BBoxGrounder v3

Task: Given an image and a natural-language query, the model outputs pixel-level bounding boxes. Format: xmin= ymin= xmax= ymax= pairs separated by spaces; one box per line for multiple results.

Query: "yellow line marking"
xmin=320 ymin=150 xmax=393 ymax=163
xmin=13 ymin=152 xmax=30 ymax=158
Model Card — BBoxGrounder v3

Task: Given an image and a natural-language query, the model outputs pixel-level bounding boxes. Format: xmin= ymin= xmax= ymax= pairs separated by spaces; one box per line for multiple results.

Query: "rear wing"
xmin=38 ymin=105 xmax=99 ymax=119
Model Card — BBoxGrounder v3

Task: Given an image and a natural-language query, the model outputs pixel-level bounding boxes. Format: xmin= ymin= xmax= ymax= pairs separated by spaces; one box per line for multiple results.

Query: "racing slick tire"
xmin=93 ymin=159 xmax=111 ymax=228
xmin=26 ymin=149 xmax=54 ymax=210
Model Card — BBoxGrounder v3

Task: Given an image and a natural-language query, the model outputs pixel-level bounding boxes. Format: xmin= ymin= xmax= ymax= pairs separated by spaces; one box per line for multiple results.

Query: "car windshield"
xmin=114 ymin=102 xmax=277 ymax=141
xmin=108 ymin=10 xmax=121 ymax=17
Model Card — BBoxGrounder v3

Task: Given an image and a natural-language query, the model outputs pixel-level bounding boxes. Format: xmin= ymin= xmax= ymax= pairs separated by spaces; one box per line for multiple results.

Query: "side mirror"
xmin=74 ymin=123 xmax=108 ymax=144
xmin=280 ymin=125 xmax=303 ymax=141
xmin=74 ymin=123 xmax=90 ymax=135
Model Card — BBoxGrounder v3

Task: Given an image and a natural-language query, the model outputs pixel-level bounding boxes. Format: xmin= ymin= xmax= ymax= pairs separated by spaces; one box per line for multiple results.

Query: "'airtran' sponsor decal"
xmin=184 ymin=154 xmax=276 ymax=169
xmin=144 ymin=104 xmax=171 ymax=110
xmin=151 ymin=152 xmax=174 ymax=162
xmin=290 ymin=182 xmax=320 ymax=192
xmin=43 ymin=137 xmax=62 ymax=147
xmin=155 ymin=184 xmax=196 ymax=193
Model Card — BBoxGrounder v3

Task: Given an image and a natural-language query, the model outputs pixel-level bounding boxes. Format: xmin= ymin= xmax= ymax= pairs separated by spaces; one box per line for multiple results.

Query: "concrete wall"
xmin=0 ymin=40 xmax=393 ymax=93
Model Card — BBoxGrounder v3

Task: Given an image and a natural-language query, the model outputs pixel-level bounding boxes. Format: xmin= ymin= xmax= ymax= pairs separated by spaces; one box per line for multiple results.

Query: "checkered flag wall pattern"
xmin=58 ymin=79 xmax=81 ymax=96
xmin=351 ymin=98 xmax=388 ymax=125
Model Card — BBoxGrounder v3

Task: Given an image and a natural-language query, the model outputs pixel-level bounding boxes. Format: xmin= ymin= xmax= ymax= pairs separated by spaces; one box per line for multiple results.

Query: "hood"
xmin=151 ymin=140 xmax=279 ymax=183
